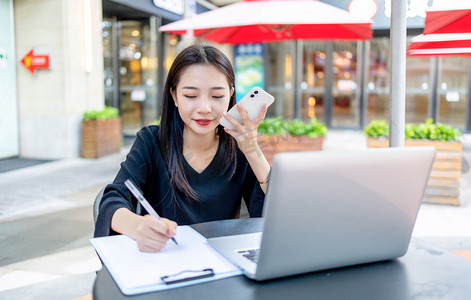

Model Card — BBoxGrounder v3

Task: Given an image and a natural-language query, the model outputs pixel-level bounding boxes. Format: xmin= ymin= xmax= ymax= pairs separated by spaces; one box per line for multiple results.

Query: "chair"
xmin=93 ymin=186 xmax=142 ymax=224
xmin=93 ymin=187 xmax=105 ymax=224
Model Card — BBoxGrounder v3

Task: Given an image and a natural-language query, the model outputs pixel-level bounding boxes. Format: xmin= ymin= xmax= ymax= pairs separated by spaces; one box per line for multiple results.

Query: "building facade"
xmin=1 ymin=0 xmax=470 ymax=160
xmin=0 ymin=0 xmax=18 ymax=159
xmin=101 ymin=0 xmax=471 ymax=135
xmin=1 ymin=0 xmax=104 ymax=160
xmin=265 ymin=0 xmax=471 ymax=130
xmin=100 ymin=0 xmax=231 ymax=135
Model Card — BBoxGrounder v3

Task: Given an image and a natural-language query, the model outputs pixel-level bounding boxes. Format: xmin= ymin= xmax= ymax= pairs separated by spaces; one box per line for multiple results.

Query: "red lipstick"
xmin=195 ymin=119 xmax=212 ymax=126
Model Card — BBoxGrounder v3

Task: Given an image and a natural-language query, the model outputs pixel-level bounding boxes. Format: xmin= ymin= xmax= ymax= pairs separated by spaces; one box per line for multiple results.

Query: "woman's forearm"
xmin=243 ymin=144 xmax=270 ymax=194
xmin=111 ymin=207 xmax=144 ymax=239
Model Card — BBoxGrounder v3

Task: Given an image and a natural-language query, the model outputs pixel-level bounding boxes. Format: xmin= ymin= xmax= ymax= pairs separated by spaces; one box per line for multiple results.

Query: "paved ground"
xmin=0 ymin=149 xmax=128 ymax=299
xmin=0 ymin=158 xmax=53 ymax=173
xmin=1 ymin=130 xmax=471 ymax=299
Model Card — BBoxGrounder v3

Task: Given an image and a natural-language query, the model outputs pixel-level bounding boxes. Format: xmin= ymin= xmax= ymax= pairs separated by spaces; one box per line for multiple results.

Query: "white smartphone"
xmin=219 ymin=87 xmax=275 ymax=130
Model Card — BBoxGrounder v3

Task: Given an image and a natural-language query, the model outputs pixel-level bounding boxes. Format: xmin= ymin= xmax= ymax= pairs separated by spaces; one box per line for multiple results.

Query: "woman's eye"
xmin=184 ymin=95 xmax=197 ymax=99
xmin=213 ymin=95 xmax=225 ymax=99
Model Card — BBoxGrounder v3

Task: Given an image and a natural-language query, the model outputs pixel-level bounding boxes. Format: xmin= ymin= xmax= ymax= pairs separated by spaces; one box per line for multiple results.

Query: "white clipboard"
xmin=90 ymin=226 xmax=242 ymax=295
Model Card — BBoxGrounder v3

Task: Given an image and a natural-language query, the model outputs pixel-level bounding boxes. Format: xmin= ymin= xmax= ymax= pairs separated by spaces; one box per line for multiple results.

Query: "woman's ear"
xmin=170 ymin=88 xmax=178 ymax=107
xmin=230 ymin=86 xmax=235 ymax=96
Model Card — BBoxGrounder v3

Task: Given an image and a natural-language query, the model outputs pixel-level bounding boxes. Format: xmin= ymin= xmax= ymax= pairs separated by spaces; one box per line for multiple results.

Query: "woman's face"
xmin=171 ymin=64 xmax=233 ymax=137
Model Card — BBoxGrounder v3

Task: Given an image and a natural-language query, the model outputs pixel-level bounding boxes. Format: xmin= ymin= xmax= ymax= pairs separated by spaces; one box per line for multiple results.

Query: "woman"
xmin=94 ymin=44 xmax=271 ymax=252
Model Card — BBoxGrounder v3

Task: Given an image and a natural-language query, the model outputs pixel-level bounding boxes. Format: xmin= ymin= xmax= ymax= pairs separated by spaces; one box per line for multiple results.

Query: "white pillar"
xmin=0 ymin=0 xmax=19 ymax=159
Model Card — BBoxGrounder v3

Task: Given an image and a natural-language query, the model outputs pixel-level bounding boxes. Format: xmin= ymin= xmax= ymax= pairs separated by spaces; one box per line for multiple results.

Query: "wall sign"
xmin=153 ymin=0 xmax=196 ymax=16
xmin=348 ymin=0 xmax=378 ymax=20
xmin=20 ymin=49 xmax=50 ymax=75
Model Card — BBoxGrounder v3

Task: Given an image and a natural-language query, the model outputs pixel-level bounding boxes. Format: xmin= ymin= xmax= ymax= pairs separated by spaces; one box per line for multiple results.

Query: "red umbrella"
xmin=424 ymin=6 xmax=471 ymax=35
xmin=407 ymin=33 xmax=471 ymax=56
xmin=159 ymin=0 xmax=372 ymax=44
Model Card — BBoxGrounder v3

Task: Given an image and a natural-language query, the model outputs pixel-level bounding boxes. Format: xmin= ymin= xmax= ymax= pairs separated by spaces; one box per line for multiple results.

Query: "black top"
xmin=94 ymin=125 xmax=265 ymax=237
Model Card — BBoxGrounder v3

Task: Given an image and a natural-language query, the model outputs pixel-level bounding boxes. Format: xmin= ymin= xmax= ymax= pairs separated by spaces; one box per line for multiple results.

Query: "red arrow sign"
xmin=20 ymin=49 xmax=50 ymax=75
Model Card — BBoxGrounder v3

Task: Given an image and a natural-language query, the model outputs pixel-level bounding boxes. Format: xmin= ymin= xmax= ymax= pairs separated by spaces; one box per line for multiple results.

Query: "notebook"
xmin=208 ymin=147 xmax=436 ymax=281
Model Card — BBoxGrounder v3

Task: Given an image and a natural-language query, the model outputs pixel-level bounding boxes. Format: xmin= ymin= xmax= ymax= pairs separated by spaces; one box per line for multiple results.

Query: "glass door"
xmin=301 ymin=42 xmax=328 ymax=122
xmin=119 ymin=19 xmax=159 ymax=135
xmin=331 ymin=42 xmax=360 ymax=128
xmin=266 ymin=42 xmax=295 ymax=118
xmin=367 ymin=38 xmax=390 ymax=123
xmin=405 ymin=56 xmax=431 ymax=124
xmin=437 ymin=56 xmax=468 ymax=129
xmin=102 ymin=18 xmax=117 ymax=109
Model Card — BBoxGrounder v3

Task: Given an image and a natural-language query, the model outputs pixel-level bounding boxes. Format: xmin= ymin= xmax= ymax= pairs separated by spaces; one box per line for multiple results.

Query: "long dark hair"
xmin=159 ymin=44 xmax=237 ymax=201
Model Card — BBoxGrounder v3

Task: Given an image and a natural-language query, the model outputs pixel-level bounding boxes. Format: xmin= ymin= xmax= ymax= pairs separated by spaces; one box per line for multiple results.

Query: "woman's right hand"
xmin=111 ymin=208 xmax=178 ymax=252
xmin=134 ymin=215 xmax=178 ymax=252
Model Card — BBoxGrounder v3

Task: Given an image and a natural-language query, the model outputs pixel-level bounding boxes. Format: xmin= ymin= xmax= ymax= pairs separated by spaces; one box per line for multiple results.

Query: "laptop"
xmin=208 ymin=147 xmax=436 ymax=281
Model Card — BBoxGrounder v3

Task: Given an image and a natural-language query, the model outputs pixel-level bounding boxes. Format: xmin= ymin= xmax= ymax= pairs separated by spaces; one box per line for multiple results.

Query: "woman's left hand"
xmin=222 ymin=103 xmax=268 ymax=156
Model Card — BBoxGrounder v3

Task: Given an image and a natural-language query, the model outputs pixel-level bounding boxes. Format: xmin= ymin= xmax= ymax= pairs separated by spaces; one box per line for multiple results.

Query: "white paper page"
xmin=91 ymin=226 xmax=240 ymax=292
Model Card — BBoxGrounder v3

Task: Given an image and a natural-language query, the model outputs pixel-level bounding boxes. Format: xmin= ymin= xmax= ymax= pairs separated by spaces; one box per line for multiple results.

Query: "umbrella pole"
xmin=389 ymin=0 xmax=407 ymax=147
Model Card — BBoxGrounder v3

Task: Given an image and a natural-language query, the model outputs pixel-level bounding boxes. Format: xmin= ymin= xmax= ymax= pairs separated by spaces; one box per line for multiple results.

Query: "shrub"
xmin=410 ymin=118 xmax=462 ymax=141
xmin=258 ymin=117 xmax=288 ymax=136
xmin=364 ymin=118 xmax=462 ymax=141
xmin=83 ymin=106 xmax=119 ymax=121
xmin=363 ymin=119 xmax=389 ymax=138
xmin=258 ymin=117 xmax=327 ymax=138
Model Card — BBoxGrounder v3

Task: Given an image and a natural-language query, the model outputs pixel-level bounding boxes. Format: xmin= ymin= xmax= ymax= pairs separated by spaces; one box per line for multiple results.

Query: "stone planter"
xmin=258 ymin=134 xmax=324 ymax=165
xmin=367 ymin=137 xmax=462 ymax=206
xmin=81 ymin=117 xmax=122 ymax=158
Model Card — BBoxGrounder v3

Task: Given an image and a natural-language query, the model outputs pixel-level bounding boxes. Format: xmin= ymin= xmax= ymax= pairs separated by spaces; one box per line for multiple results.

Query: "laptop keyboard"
xmin=237 ymin=249 xmax=260 ymax=263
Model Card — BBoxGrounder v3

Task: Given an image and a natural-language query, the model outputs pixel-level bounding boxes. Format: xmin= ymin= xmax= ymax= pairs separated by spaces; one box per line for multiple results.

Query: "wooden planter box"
xmin=258 ymin=134 xmax=324 ymax=165
xmin=81 ymin=117 xmax=122 ymax=158
xmin=367 ymin=138 xmax=462 ymax=206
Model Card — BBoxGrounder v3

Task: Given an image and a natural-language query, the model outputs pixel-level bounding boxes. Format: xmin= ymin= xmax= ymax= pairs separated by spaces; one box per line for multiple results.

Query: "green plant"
xmin=258 ymin=117 xmax=327 ymax=138
xmin=364 ymin=118 xmax=462 ymax=141
xmin=363 ymin=119 xmax=389 ymax=138
xmin=287 ymin=117 xmax=327 ymax=138
xmin=409 ymin=118 xmax=462 ymax=141
xmin=83 ymin=106 xmax=119 ymax=121
xmin=405 ymin=123 xmax=416 ymax=139
xmin=258 ymin=117 xmax=288 ymax=136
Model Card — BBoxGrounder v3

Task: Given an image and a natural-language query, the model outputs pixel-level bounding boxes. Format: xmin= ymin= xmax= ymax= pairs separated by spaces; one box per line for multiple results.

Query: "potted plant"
xmin=257 ymin=117 xmax=327 ymax=164
xmin=365 ymin=118 xmax=463 ymax=205
xmin=81 ymin=106 xmax=121 ymax=158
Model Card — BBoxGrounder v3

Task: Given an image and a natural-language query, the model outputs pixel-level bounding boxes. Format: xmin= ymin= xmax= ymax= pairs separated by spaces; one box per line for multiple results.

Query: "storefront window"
xmin=266 ymin=42 xmax=295 ymax=118
xmin=301 ymin=42 xmax=327 ymax=122
xmin=367 ymin=38 xmax=390 ymax=123
xmin=369 ymin=37 xmax=433 ymax=125
xmin=437 ymin=56 xmax=468 ymax=129
xmin=102 ymin=18 xmax=115 ymax=108
xmin=163 ymin=33 xmax=178 ymax=80
xmin=118 ymin=19 xmax=159 ymax=134
xmin=405 ymin=56 xmax=430 ymax=124
xmin=332 ymin=41 xmax=360 ymax=127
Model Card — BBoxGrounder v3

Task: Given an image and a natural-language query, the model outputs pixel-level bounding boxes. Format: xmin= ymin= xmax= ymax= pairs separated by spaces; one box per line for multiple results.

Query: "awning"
xmin=159 ymin=0 xmax=372 ymax=44
xmin=408 ymin=33 xmax=471 ymax=56
xmin=424 ymin=6 xmax=471 ymax=35
xmin=408 ymin=5 xmax=471 ymax=56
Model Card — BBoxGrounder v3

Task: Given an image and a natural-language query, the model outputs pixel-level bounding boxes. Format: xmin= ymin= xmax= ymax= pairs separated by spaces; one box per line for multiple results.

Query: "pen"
xmin=124 ymin=179 xmax=178 ymax=245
